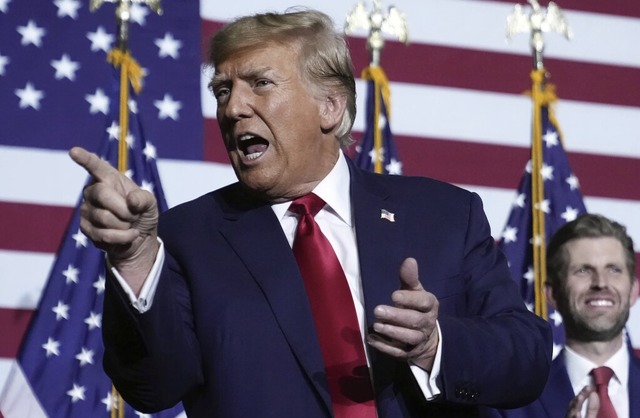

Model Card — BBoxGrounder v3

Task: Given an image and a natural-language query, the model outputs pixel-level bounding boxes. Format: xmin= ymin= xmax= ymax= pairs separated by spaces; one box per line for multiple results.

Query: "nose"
xmin=590 ymin=270 xmax=608 ymax=289
xmin=222 ymin=84 xmax=254 ymax=120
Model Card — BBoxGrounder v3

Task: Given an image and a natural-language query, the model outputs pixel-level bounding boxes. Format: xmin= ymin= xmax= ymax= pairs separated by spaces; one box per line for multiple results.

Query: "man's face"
xmin=211 ymin=42 xmax=341 ymax=202
xmin=549 ymin=237 xmax=639 ymax=342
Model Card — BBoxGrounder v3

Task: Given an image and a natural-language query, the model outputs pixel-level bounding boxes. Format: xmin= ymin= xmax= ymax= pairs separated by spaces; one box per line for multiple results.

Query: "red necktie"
xmin=290 ymin=193 xmax=376 ymax=418
xmin=591 ymin=366 xmax=618 ymax=418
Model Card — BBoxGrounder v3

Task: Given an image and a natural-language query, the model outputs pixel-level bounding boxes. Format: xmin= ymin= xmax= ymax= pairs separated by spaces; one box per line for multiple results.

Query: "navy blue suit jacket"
xmin=481 ymin=346 xmax=640 ymax=417
xmin=102 ymin=160 xmax=552 ymax=417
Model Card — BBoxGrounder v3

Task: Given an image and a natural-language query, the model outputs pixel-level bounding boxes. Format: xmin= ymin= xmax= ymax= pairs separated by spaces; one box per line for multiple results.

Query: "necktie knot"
xmin=591 ymin=366 xmax=614 ymax=387
xmin=290 ymin=193 xmax=325 ymax=218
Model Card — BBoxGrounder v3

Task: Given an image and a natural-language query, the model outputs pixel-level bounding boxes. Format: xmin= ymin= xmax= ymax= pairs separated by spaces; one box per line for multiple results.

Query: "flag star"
xmin=143 ymin=142 xmax=157 ymax=160
xmin=52 ymin=301 xmax=70 ymax=320
xmin=54 ymin=0 xmax=81 ymax=19
xmin=51 ymin=54 xmax=80 ymax=80
xmin=377 ymin=114 xmax=388 ymax=129
xmin=0 ymin=54 xmax=9 ymax=76
xmin=129 ymin=98 xmax=139 ymax=114
xmin=154 ymin=94 xmax=182 ymax=120
xmin=549 ymin=310 xmax=563 ymax=327
xmin=0 ymin=0 xmax=10 ymax=13
xmin=385 ymin=158 xmax=402 ymax=175
xmin=543 ymin=129 xmax=559 ymax=147
xmin=72 ymin=229 xmax=88 ymax=248
xmin=523 ymin=267 xmax=534 ymax=284
xmin=42 ymin=337 xmax=61 ymax=357
xmin=66 ymin=383 xmax=86 ymax=403
xmin=15 ymin=82 xmax=44 ymax=110
xmin=93 ymin=275 xmax=106 ymax=295
xmin=101 ymin=392 xmax=116 ymax=412
xmin=75 ymin=347 xmax=95 ymax=366
xmin=124 ymin=169 xmax=134 ymax=180
xmin=135 ymin=412 xmax=152 ymax=418
xmin=85 ymin=88 xmax=110 ymax=114
xmin=535 ymin=199 xmax=550 ymax=214
xmin=540 ymin=163 xmax=554 ymax=181
xmin=561 ymin=206 xmax=580 ymax=222
xmin=87 ymin=26 xmax=114 ymax=52
xmin=17 ymin=20 xmax=46 ymax=47
xmin=552 ymin=343 xmax=563 ymax=360
xmin=525 ymin=302 xmax=534 ymax=313
xmin=368 ymin=147 xmax=385 ymax=164
xmin=501 ymin=226 xmax=518 ymax=244
xmin=106 ymin=121 xmax=120 ymax=140
xmin=84 ymin=311 xmax=102 ymax=330
xmin=524 ymin=160 xmax=532 ymax=174
xmin=130 ymin=2 xmax=149 ymax=25
xmin=566 ymin=174 xmax=580 ymax=190
xmin=513 ymin=193 xmax=526 ymax=208
xmin=155 ymin=32 xmax=182 ymax=59
xmin=63 ymin=264 xmax=79 ymax=284
xmin=141 ymin=180 xmax=154 ymax=193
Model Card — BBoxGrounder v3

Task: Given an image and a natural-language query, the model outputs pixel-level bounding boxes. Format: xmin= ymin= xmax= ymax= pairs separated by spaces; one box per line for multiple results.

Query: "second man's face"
xmin=211 ymin=42 xmax=341 ymax=202
xmin=551 ymin=237 xmax=639 ymax=342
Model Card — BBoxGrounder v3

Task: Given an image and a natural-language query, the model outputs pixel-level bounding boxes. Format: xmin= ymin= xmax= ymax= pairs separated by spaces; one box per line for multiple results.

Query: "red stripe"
xmin=0 ymin=201 xmax=72 ymax=253
xmin=488 ymin=0 xmax=640 ymax=19
xmin=203 ymin=122 xmax=640 ymax=201
xmin=202 ymin=21 xmax=640 ymax=108
xmin=0 ymin=308 xmax=33 ymax=358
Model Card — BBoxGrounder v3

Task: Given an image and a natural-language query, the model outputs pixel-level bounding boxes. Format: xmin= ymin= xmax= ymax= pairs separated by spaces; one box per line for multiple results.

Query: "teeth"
xmin=238 ymin=134 xmax=255 ymax=141
xmin=246 ymin=152 xmax=263 ymax=160
xmin=589 ymin=300 xmax=613 ymax=306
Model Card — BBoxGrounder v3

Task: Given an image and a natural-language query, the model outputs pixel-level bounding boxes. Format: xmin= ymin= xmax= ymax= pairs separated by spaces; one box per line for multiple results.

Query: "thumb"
xmin=126 ymin=188 xmax=157 ymax=215
xmin=399 ymin=257 xmax=422 ymax=291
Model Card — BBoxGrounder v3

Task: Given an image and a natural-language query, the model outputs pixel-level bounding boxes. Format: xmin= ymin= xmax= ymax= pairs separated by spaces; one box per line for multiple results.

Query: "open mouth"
xmin=237 ymin=134 xmax=268 ymax=161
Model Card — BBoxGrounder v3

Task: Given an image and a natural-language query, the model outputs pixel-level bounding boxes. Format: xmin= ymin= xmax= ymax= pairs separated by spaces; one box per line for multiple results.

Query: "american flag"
xmin=498 ymin=75 xmax=587 ymax=358
xmin=354 ymin=65 xmax=403 ymax=175
xmin=2 ymin=0 xmax=640 ymax=405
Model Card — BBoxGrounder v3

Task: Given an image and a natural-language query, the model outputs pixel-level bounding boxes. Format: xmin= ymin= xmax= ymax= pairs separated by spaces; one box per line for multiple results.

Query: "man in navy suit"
xmin=70 ymin=8 xmax=552 ymax=417
xmin=482 ymin=214 xmax=640 ymax=418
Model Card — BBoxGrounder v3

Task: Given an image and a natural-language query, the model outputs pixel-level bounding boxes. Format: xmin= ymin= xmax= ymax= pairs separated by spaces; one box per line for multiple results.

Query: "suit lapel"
xmin=218 ymin=199 xmax=333 ymax=415
xmin=539 ymin=353 xmax=575 ymax=417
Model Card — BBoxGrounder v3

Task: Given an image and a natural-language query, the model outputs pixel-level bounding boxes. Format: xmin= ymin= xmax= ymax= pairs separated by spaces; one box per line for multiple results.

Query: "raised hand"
xmin=565 ymin=385 xmax=599 ymax=418
xmin=367 ymin=257 xmax=439 ymax=371
xmin=69 ymin=146 xmax=159 ymax=293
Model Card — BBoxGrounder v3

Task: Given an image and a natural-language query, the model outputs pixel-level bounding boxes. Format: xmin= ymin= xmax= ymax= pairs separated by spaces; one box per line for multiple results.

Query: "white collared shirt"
xmin=565 ymin=342 xmax=629 ymax=418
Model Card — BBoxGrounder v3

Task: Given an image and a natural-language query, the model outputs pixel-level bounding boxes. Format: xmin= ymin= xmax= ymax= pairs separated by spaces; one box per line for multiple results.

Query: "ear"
xmin=319 ymin=94 xmax=347 ymax=132
xmin=545 ymin=283 xmax=558 ymax=310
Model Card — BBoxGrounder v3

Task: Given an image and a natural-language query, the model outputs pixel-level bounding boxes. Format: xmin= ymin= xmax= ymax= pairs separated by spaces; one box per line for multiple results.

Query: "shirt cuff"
xmin=409 ymin=320 xmax=443 ymax=400
xmin=109 ymin=238 xmax=165 ymax=313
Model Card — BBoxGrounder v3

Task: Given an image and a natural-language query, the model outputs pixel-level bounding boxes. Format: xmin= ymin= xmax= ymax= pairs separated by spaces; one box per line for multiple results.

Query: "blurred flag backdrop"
xmin=1 ymin=0 xmax=640 ymax=406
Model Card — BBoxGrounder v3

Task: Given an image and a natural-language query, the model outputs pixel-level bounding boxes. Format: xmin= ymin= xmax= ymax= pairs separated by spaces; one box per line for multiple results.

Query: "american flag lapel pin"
xmin=380 ymin=209 xmax=395 ymax=222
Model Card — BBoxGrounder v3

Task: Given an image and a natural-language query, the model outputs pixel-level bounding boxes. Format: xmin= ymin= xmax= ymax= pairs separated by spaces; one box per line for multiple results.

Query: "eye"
xmin=254 ymin=78 xmax=273 ymax=88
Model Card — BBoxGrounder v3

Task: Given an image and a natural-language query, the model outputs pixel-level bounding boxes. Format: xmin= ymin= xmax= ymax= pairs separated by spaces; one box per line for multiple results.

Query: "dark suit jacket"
xmin=102 ymin=159 xmax=552 ymax=417
xmin=481 ymin=346 xmax=640 ymax=417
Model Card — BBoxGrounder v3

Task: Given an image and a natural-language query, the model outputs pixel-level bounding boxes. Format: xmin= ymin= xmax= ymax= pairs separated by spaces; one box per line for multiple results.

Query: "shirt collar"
xmin=564 ymin=341 xmax=629 ymax=387
xmin=271 ymin=151 xmax=352 ymax=226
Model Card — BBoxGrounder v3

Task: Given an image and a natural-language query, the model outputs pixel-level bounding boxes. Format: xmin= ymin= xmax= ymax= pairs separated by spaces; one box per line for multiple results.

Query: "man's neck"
xmin=565 ymin=334 xmax=625 ymax=365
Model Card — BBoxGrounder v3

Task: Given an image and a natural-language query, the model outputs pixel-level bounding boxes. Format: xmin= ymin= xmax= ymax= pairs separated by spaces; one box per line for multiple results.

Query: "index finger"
xmin=69 ymin=146 xmax=117 ymax=181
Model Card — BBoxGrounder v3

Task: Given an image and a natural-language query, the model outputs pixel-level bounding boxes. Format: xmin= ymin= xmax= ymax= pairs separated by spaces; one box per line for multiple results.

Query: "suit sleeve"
xmin=102 ymin=250 xmax=203 ymax=413
xmin=435 ymin=193 xmax=553 ymax=408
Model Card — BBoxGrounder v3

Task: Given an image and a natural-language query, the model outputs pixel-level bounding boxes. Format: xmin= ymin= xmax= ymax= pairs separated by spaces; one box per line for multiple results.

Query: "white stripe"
xmin=199 ymin=0 xmax=640 ymax=68
xmin=199 ymin=73 xmax=640 ymax=159
xmin=0 ymin=361 xmax=47 ymax=418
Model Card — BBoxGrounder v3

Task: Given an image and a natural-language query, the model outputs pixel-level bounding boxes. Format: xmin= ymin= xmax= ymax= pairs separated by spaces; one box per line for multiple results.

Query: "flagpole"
xmin=90 ymin=1 xmax=162 ymax=416
xmin=346 ymin=0 xmax=408 ymax=174
xmin=506 ymin=0 xmax=571 ymax=319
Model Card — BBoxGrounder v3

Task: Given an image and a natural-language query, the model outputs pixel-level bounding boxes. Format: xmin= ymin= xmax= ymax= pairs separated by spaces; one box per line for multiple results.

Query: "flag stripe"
xmin=0 ymin=310 xmax=34 ymax=358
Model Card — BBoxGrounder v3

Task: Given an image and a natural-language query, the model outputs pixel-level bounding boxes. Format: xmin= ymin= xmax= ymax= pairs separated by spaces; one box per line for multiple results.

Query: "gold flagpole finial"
xmin=345 ymin=0 xmax=409 ymax=66
xmin=90 ymin=0 xmax=163 ymax=51
xmin=506 ymin=0 xmax=572 ymax=70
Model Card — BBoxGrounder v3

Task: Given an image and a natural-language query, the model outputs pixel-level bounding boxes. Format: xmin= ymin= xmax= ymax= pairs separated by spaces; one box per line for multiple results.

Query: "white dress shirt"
xmin=565 ymin=342 xmax=629 ymax=418
xmin=113 ymin=151 xmax=442 ymax=400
